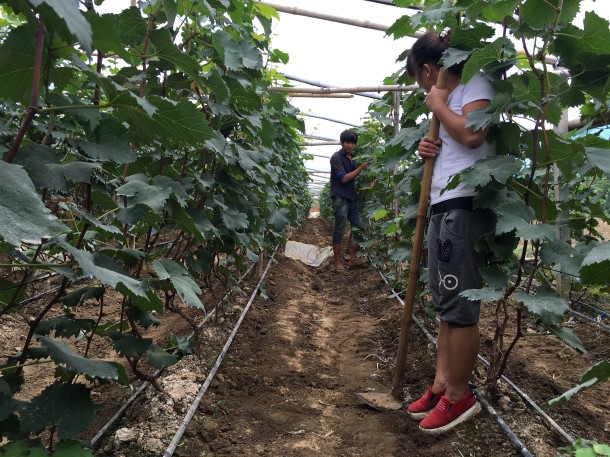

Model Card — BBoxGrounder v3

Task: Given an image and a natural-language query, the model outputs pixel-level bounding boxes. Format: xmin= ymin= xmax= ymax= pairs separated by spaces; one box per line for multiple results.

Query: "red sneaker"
xmin=406 ymin=387 xmax=444 ymax=420
xmin=418 ymin=388 xmax=481 ymax=434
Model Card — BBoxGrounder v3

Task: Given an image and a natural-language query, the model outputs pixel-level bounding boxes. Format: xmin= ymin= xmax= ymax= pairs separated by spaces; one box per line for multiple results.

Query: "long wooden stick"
xmin=390 ymin=69 xmax=448 ymax=400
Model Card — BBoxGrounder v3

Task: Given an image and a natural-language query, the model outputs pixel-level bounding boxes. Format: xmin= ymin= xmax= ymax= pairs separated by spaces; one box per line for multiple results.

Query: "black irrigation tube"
xmin=475 ymin=351 xmax=575 ymax=445
xmin=572 ymin=297 xmax=609 ymax=319
xmin=472 ymin=389 xmax=535 ymax=457
xmin=15 ymin=283 xmax=62 ymax=308
xmin=0 ymin=273 xmax=62 ymax=314
xmin=89 ymin=261 xmax=258 ymax=449
xmin=568 ymin=307 xmax=610 ymax=332
xmin=162 ymin=245 xmax=279 ymax=457
xmin=375 ymin=270 xmax=547 ymax=456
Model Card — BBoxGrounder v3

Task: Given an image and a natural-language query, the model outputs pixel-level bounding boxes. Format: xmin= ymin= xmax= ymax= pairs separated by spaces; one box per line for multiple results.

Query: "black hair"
xmin=339 ymin=130 xmax=358 ymax=144
xmin=405 ymin=30 xmax=463 ymax=78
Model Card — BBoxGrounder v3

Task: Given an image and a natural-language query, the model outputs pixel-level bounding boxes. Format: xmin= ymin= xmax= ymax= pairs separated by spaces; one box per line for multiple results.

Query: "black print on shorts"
xmin=437 ymin=239 xmax=452 ymax=262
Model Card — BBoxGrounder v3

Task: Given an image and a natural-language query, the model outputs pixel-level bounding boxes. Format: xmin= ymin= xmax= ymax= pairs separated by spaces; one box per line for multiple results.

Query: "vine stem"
xmin=0 ymin=359 xmax=54 ymax=372
xmin=486 ymin=0 xmax=566 ymax=389
xmin=16 ymin=224 xmax=90 ymax=366
xmin=166 ymin=291 xmax=201 ymax=357
xmin=5 ymin=18 xmax=45 ymax=163
xmin=83 ymin=293 xmax=104 ymax=359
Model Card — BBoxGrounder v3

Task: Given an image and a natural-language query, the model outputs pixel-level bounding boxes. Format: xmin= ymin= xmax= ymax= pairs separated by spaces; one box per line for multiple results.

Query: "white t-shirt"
xmin=430 ymin=73 xmax=495 ymax=205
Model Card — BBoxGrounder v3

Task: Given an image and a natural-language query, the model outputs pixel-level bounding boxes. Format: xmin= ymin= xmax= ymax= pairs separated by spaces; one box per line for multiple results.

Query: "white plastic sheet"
xmin=283 ymin=240 xmax=332 ymax=268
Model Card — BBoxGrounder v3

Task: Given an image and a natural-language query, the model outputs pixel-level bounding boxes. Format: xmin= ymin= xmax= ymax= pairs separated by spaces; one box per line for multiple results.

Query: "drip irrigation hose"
xmin=572 ymin=297 xmax=609 ymax=319
xmin=475 ymin=353 xmax=575 ymax=445
xmin=375 ymin=270 xmax=540 ymax=456
xmin=472 ymin=388 xmax=535 ymax=457
xmin=568 ymin=308 xmax=610 ymax=332
xmin=162 ymin=245 xmax=279 ymax=457
xmin=89 ymin=262 xmax=257 ymax=448
xmin=16 ymin=284 xmax=62 ymax=307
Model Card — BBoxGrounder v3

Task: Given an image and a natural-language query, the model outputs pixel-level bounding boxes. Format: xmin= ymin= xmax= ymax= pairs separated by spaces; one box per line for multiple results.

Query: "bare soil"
xmin=175 ymin=216 xmax=610 ymax=457
xmin=2 ymin=216 xmax=609 ymax=456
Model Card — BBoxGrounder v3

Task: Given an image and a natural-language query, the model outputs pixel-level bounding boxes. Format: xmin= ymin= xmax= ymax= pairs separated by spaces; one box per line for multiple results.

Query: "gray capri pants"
xmin=428 ymin=199 xmax=493 ymax=327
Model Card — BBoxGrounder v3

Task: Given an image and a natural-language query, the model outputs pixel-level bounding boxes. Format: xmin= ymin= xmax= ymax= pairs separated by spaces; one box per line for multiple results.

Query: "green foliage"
xmin=374 ymin=0 xmax=610 ymax=391
xmin=0 ymin=0 xmax=308 ymax=452
xmin=547 ymin=361 xmax=610 ymax=407
xmin=556 ymin=439 xmax=610 ymax=457
xmin=318 ymin=182 xmax=333 ymax=222
xmin=20 ymin=383 xmax=97 ymax=439
xmin=0 ymin=0 xmax=609 ymax=452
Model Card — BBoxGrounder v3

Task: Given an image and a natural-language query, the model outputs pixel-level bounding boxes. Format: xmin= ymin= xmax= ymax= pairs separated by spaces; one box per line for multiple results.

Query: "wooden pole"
xmin=553 ymin=110 xmax=570 ymax=294
xmin=303 ymin=152 xmax=334 ymax=159
xmin=303 ymin=134 xmax=336 ymax=141
xmin=390 ymin=69 xmax=447 ymax=400
xmin=283 ymin=73 xmax=385 ymax=100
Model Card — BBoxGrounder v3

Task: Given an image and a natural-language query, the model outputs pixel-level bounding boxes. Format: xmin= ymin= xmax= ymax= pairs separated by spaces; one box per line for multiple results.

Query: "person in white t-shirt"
xmin=404 ymin=28 xmax=496 ymax=434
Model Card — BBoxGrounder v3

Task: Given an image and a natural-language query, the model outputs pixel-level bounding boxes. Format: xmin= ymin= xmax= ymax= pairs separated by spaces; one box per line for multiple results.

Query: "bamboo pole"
xmin=363 ymin=0 xmax=422 ymax=8
xmin=303 ymin=134 xmax=336 ymax=141
xmin=553 ymin=110 xmax=570 ymax=294
xmin=283 ymin=73 xmax=385 ymax=100
xmin=270 ymin=84 xmax=416 ymax=95
xmin=303 ymin=152 xmax=333 ymax=159
xmin=392 ymin=91 xmax=402 ymax=282
xmin=257 ymin=1 xmax=401 ymax=33
xmin=289 ymin=93 xmax=353 ymax=98
xmin=300 ymin=141 xmax=341 ymax=146
xmin=262 ymin=3 xmax=556 ymax=65
xmin=390 ymin=69 xmax=448 ymax=400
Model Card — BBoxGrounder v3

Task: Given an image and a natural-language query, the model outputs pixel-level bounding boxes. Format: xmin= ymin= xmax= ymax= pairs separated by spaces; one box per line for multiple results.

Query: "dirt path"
xmin=176 ymin=216 xmax=523 ymax=456
xmin=178 ymin=216 xmax=409 ymax=456
xmin=173 ymin=215 xmax=610 ymax=457
xmin=4 ymin=214 xmax=607 ymax=456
